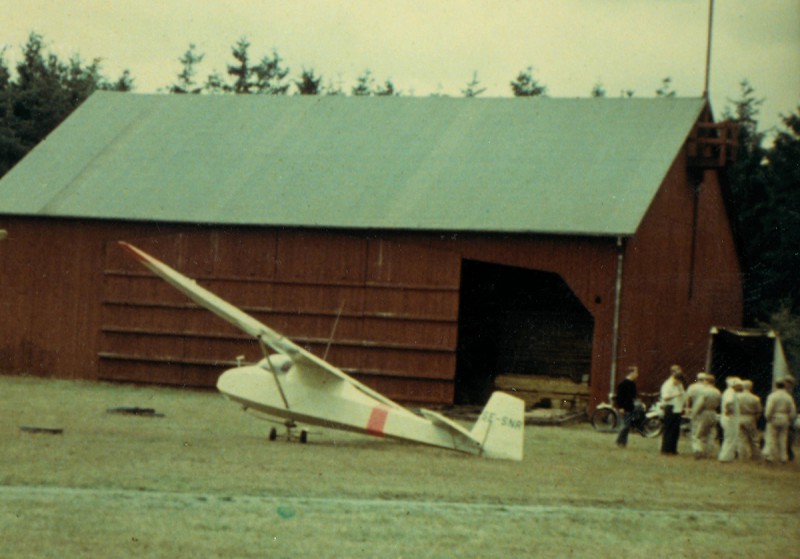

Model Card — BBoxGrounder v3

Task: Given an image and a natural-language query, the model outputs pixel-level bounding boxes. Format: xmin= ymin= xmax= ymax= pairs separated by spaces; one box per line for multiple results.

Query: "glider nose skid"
xmin=216 ymin=367 xmax=249 ymax=402
xmin=216 ymin=365 xmax=276 ymax=411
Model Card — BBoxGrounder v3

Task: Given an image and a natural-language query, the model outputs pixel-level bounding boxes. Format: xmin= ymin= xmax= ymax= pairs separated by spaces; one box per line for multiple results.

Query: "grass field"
xmin=1 ymin=375 xmax=798 ymax=558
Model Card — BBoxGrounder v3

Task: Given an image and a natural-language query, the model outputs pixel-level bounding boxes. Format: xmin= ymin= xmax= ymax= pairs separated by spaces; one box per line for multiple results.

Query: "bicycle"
xmin=590 ymin=396 xmax=663 ymax=438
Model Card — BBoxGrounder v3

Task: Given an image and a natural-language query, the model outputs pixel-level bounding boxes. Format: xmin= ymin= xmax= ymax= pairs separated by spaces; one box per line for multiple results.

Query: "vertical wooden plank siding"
xmin=0 ymin=219 xmax=108 ymax=378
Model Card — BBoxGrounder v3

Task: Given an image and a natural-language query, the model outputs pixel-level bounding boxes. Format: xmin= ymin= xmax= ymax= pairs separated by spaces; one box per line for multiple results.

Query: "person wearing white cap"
xmin=762 ymin=379 xmax=798 ymax=464
xmin=737 ymin=379 xmax=763 ymax=460
xmin=684 ymin=371 xmax=706 ymax=417
xmin=685 ymin=372 xmax=721 ymax=459
xmin=718 ymin=377 xmax=742 ymax=462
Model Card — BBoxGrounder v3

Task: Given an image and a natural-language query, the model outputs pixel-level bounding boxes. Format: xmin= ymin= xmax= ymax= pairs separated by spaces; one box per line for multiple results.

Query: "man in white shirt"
xmin=737 ymin=379 xmax=762 ymax=460
xmin=685 ymin=372 xmax=721 ymax=459
xmin=762 ymin=379 xmax=798 ymax=464
xmin=660 ymin=365 xmax=685 ymax=455
xmin=718 ymin=377 xmax=742 ymax=462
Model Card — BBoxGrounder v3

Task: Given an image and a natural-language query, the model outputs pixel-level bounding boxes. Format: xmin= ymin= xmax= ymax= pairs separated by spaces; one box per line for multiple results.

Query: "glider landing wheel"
xmin=268 ymin=427 xmax=278 ymax=441
xmin=299 ymin=430 xmax=308 ymax=444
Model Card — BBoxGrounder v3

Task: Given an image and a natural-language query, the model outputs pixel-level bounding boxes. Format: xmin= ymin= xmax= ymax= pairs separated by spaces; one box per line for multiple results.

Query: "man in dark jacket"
xmin=615 ymin=366 xmax=639 ymax=447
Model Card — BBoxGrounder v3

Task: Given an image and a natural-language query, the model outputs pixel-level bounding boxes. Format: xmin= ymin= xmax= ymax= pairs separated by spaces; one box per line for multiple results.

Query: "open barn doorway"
xmin=454 ymin=260 xmax=594 ymax=405
xmin=706 ymin=328 xmax=791 ymax=414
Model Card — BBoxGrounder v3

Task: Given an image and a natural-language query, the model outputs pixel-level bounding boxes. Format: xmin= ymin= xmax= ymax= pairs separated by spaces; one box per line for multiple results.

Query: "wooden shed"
xmin=0 ymin=92 xmax=742 ymax=409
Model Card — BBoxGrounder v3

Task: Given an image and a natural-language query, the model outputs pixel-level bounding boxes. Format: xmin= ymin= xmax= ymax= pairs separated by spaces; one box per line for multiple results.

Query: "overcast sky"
xmin=3 ymin=0 xmax=799 ymax=132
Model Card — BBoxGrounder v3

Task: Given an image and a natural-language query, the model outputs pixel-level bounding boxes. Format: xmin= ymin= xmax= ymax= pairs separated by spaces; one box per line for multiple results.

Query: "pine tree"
xmin=461 ymin=71 xmax=486 ymax=97
xmin=510 ymin=66 xmax=546 ymax=97
xmin=253 ymin=50 xmax=290 ymax=95
xmin=352 ymin=70 xmax=375 ymax=96
xmin=169 ymin=44 xmax=205 ymax=94
xmin=294 ymin=68 xmax=322 ymax=95
xmin=655 ymin=76 xmax=676 ymax=97
xmin=227 ymin=37 xmax=254 ymax=94
xmin=723 ymin=80 xmax=769 ymax=322
xmin=351 ymin=70 xmax=398 ymax=96
xmin=0 ymin=32 xmax=133 ymax=177
xmin=590 ymin=82 xmax=606 ymax=98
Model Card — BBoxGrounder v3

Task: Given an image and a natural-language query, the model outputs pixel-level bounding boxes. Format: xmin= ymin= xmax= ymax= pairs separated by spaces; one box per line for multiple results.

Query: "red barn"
xmin=0 ymin=92 xmax=741 ymax=409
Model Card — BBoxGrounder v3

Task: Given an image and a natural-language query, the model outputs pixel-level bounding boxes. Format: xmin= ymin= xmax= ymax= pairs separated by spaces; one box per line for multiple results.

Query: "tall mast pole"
xmin=703 ymin=0 xmax=715 ymax=98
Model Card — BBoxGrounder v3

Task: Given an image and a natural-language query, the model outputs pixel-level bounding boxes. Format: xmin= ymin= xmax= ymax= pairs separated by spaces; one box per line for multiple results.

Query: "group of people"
xmin=614 ymin=364 xmax=798 ymax=464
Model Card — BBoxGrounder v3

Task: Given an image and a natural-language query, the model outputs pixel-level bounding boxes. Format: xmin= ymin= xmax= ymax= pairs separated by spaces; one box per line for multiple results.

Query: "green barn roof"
xmin=0 ymin=92 xmax=706 ymax=236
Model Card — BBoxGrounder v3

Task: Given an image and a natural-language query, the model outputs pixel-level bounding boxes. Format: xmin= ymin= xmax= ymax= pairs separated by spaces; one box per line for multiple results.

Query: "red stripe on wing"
xmin=366 ymin=406 xmax=389 ymax=437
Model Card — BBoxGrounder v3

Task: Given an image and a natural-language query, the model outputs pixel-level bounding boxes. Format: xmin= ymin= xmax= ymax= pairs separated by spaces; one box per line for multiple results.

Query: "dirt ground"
xmin=1 ymin=375 xmax=798 ymax=558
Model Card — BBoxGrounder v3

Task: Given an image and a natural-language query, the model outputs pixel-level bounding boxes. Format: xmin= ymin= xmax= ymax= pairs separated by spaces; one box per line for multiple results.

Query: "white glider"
xmin=120 ymin=241 xmax=525 ymax=460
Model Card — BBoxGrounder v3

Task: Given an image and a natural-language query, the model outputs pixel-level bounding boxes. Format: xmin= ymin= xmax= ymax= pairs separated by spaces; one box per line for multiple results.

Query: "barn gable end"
xmin=616 ymin=149 xmax=742 ymax=395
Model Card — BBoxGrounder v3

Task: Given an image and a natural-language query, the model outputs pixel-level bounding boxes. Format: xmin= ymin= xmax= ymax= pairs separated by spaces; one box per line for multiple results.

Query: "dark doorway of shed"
xmin=454 ymin=260 xmax=594 ymax=405
xmin=707 ymin=329 xmax=781 ymax=411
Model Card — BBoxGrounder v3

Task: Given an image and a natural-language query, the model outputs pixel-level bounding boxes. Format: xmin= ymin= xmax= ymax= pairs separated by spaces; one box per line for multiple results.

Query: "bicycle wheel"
xmin=591 ymin=407 xmax=618 ymax=432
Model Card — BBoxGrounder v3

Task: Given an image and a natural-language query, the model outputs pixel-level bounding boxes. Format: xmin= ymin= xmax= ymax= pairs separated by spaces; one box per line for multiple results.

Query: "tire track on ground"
xmin=1 ymin=484 xmax=794 ymax=519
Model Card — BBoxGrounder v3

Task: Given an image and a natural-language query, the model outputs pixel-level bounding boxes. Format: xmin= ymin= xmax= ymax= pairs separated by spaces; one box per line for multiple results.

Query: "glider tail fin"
xmin=471 ymin=392 xmax=526 ymax=461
